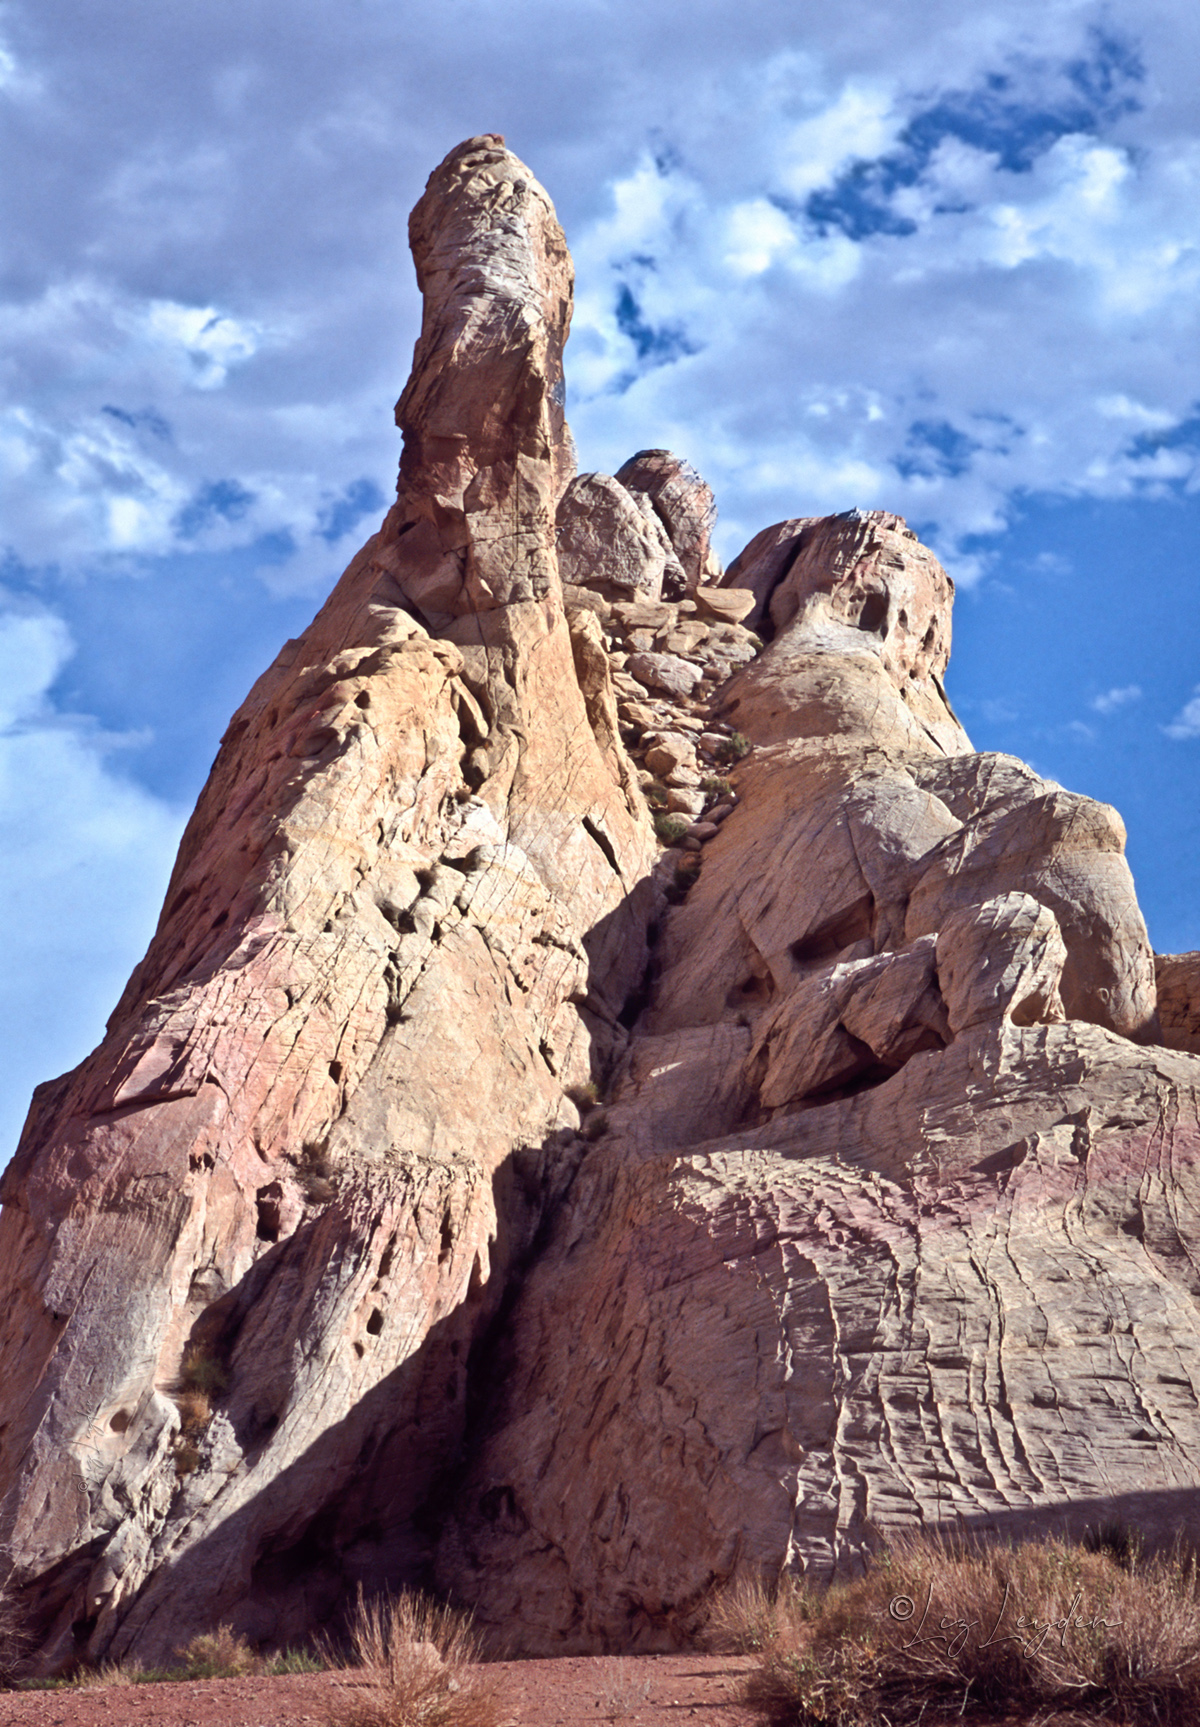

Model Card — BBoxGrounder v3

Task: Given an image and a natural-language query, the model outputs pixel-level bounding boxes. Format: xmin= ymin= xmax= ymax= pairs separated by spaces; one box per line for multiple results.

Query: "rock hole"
xmin=378 ymin=1236 xmax=396 ymax=1280
xmin=366 ymin=1308 xmax=384 ymax=1336
xmin=538 ymin=1038 xmax=558 ymax=1074
xmin=726 ymin=972 xmax=774 ymax=1007
xmin=438 ymin=1207 xmax=454 ymax=1264
xmin=355 ymin=690 xmax=371 ymax=709
xmin=71 ymin=1614 xmax=98 ymax=1647
xmin=328 ymin=1060 xmax=343 ymax=1084
xmin=255 ymin=1183 xmax=284 ymax=1243
xmin=109 ymin=1409 xmax=131 ymax=1434
xmin=353 ymin=1341 xmax=364 ymax=1359
xmin=857 ymin=590 xmax=888 ymax=633
xmin=789 ymin=895 xmax=874 ymax=966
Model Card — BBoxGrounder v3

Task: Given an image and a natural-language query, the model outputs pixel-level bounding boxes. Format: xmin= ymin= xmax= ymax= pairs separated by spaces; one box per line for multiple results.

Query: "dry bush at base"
xmin=327 ymin=1588 xmax=500 ymax=1727
xmin=740 ymin=1533 xmax=1200 ymax=1726
xmin=0 ymin=1589 xmax=26 ymax=1688
xmin=177 ymin=1624 xmax=260 ymax=1678
xmin=708 ymin=1575 xmax=824 ymax=1654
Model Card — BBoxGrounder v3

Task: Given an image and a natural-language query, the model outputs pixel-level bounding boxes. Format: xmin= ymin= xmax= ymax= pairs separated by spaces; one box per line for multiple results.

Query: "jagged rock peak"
xmin=389 ymin=133 xmax=577 ymax=625
xmin=0 ymin=134 xmax=1197 ymax=1680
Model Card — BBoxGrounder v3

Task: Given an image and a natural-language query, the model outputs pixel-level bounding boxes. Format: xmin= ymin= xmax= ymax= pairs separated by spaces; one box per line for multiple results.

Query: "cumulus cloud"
xmin=0 ymin=601 xmax=183 ymax=1156
xmin=3 ymin=0 xmax=1200 ymax=588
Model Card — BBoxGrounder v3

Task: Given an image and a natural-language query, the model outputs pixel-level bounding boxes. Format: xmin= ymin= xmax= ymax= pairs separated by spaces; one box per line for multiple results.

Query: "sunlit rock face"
xmin=0 ymin=134 xmax=1195 ymax=1673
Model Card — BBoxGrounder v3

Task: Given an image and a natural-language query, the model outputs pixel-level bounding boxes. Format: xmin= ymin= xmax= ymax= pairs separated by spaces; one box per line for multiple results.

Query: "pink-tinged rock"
xmin=615 ymin=450 xmax=720 ymax=592
xmin=721 ymin=516 xmax=815 ymax=628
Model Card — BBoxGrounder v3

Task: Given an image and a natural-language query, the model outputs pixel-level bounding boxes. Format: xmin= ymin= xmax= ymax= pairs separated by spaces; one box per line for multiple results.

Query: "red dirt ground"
xmin=0 ymin=1653 xmax=759 ymax=1726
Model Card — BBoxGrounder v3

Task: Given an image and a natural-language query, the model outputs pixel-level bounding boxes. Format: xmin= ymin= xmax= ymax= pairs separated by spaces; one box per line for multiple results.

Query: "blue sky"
xmin=1 ymin=0 xmax=1199 ymax=1156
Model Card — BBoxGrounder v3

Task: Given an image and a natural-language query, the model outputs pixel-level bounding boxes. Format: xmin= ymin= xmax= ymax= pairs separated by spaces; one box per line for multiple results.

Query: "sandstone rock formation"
xmin=1 ymin=134 xmax=1198 ymax=1675
xmin=0 ymin=133 xmax=658 ymax=1668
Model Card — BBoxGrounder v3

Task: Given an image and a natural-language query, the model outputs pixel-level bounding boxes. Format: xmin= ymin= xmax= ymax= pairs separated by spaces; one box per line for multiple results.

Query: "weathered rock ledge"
xmin=1 ymin=135 xmax=1198 ymax=1670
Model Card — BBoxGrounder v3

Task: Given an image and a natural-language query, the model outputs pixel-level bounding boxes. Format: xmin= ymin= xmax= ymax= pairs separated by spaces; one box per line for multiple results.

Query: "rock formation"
xmin=2 ymin=133 xmax=1199 ymax=1672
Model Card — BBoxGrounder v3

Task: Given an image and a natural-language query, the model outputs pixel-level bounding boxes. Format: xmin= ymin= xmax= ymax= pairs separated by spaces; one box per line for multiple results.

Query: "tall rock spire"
xmin=0 ymin=135 xmax=654 ymax=1667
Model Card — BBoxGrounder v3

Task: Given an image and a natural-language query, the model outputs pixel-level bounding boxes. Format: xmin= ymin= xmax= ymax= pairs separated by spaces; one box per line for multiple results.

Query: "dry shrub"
xmin=180 ymin=1345 xmax=228 ymax=1397
xmin=708 ymin=1574 xmax=824 ymax=1654
xmin=743 ymin=1532 xmax=1200 ymax=1726
xmin=177 ymin=1623 xmax=259 ymax=1678
xmin=329 ymin=1588 xmax=500 ymax=1727
xmin=176 ymin=1387 xmax=212 ymax=1433
xmin=67 ymin=1658 xmax=148 ymax=1688
xmin=0 ymin=1588 xmax=26 ymax=1688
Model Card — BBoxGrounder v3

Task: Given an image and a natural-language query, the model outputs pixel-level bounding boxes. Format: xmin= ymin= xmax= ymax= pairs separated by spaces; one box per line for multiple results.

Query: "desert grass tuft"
xmin=326 ymin=1587 xmax=500 ymax=1727
xmin=739 ymin=1531 xmax=1200 ymax=1726
xmin=708 ymin=1574 xmax=824 ymax=1655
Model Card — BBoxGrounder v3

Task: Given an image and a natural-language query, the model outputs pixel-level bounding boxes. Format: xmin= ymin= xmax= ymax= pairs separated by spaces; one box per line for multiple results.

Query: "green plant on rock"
xmin=700 ymin=775 xmax=732 ymax=798
xmin=653 ymin=813 xmax=689 ymax=844
xmin=643 ymin=783 xmax=669 ymax=810
xmin=180 ymin=1344 xmax=228 ymax=1398
xmin=711 ymin=731 xmax=750 ymax=766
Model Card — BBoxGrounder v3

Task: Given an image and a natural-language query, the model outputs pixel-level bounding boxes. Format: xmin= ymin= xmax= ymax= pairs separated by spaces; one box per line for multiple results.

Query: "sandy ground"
xmin=0 ymin=1653 xmax=760 ymax=1726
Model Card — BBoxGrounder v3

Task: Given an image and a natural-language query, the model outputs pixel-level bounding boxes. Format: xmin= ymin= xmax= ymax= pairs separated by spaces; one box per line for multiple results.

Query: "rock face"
xmin=1 ymin=134 xmax=1198 ymax=1674
xmin=0 ymin=134 xmax=657 ymax=1668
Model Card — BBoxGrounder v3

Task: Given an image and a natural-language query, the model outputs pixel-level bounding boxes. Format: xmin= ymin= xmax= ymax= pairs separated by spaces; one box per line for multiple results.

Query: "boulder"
xmin=627 ymin=651 xmax=704 ymax=698
xmin=556 ymin=473 xmax=684 ymax=602
xmin=694 ymin=585 xmax=756 ymax=625
xmin=615 ymin=450 xmax=720 ymax=592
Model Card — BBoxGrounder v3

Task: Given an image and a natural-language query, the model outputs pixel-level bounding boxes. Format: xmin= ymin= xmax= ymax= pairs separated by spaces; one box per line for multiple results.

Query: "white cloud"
xmin=0 ymin=603 xmax=184 ymax=1159
xmin=1164 ymin=686 xmax=1200 ymax=739
xmin=1091 ymin=683 xmax=1142 ymax=713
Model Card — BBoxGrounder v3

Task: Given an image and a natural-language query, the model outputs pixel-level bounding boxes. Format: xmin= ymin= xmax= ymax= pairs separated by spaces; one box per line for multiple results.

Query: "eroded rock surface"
xmin=0 ymin=135 xmax=1193 ymax=1675
xmin=0 ymin=134 xmax=657 ymax=1668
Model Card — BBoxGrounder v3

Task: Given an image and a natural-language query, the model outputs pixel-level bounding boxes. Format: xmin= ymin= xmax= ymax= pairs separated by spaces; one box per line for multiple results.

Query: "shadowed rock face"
xmin=0 ymin=135 xmax=1196 ymax=1672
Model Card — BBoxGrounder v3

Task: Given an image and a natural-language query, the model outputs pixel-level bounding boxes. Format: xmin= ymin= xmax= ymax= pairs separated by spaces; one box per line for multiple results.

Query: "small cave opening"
xmin=857 ymin=590 xmax=889 ymax=634
xmin=255 ymin=1183 xmax=284 ymax=1243
xmin=365 ymin=1308 xmax=384 ymax=1336
xmin=789 ymin=895 xmax=875 ymax=967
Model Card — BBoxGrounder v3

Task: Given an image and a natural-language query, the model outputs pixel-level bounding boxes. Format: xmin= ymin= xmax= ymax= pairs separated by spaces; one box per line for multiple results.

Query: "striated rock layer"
xmin=2 ymin=134 xmax=1199 ymax=1670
